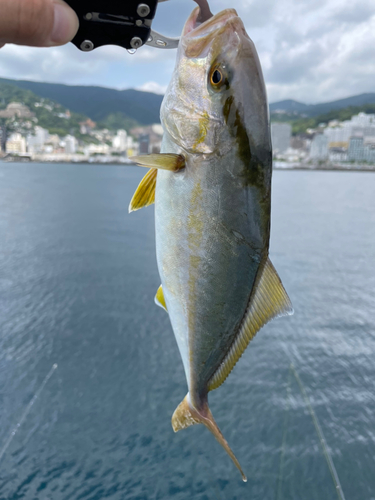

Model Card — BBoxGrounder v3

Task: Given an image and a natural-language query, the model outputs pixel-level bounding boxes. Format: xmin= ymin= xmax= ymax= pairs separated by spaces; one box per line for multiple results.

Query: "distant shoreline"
xmin=273 ymin=163 xmax=375 ymax=172
xmin=1 ymin=158 xmax=374 ymax=172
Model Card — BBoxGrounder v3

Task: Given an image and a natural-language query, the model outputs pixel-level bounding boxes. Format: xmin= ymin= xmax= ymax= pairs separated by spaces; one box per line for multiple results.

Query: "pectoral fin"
xmin=208 ymin=258 xmax=293 ymax=392
xmin=129 ymin=168 xmax=157 ymax=213
xmin=154 ymin=285 xmax=168 ymax=312
xmin=130 ymin=154 xmax=185 ymax=171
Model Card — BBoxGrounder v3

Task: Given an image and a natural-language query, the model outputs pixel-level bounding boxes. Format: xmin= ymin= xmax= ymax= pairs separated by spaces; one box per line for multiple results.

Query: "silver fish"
xmin=130 ymin=6 xmax=293 ymax=481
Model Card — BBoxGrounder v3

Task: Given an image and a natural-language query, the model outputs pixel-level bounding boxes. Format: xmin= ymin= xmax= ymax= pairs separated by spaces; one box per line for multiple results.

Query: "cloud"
xmin=0 ymin=41 xmax=176 ymax=91
xmin=253 ymin=0 xmax=375 ymax=103
xmin=137 ymin=81 xmax=167 ymax=94
xmin=0 ymin=0 xmax=373 ymax=104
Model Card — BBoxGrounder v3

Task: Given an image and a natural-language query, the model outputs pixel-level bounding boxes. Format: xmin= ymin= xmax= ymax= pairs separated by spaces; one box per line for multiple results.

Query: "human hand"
xmin=0 ymin=0 xmax=79 ymax=49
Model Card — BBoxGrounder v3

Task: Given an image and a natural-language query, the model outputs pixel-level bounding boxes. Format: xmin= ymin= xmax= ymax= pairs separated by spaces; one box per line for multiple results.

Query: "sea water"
xmin=0 ymin=163 xmax=374 ymax=500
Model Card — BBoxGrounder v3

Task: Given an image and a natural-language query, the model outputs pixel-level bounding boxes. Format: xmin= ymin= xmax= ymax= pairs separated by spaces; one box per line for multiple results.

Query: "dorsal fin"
xmin=208 ymin=258 xmax=293 ymax=392
xmin=155 ymin=285 xmax=168 ymax=312
xmin=129 ymin=168 xmax=157 ymax=213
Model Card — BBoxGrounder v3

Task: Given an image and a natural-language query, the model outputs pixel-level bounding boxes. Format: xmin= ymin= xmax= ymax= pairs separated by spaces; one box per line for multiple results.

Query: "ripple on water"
xmin=0 ymin=165 xmax=374 ymax=499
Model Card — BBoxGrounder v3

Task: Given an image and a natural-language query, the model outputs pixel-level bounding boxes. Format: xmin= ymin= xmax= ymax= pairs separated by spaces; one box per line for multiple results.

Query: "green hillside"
xmin=0 ymin=81 xmax=90 ymax=138
xmin=0 ymin=78 xmax=162 ymax=127
xmin=1 ymin=76 xmax=374 ymax=138
xmin=272 ymin=103 xmax=375 ymax=135
xmin=270 ymin=93 xmax=375 ymax=116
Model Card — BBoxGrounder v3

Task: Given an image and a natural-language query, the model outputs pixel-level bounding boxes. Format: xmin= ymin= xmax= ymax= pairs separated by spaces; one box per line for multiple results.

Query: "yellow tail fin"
xmin=172 ymin=394 xmax=247 ymax=482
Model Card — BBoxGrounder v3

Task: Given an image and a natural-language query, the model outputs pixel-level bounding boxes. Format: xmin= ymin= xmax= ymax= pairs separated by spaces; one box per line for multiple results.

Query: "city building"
xmin=64 ymin=135 xmax=77 ymax=154
xmin=131 ymin=124 xmax=163 ymax=153
xmin=348 ymin=137 xmax=375 ymax=163
xmin=290 ymin=135 xmax=311 ymax=154
xmin=6 ymin=133 xmax=27 ymax=154
xmin=364 ymin=144 xmax=375 ymax=163
xmin=324 ymin=126 xmax=351 ymax=146
xmin=27 ymin=126 xmax=50 ymax=153
xmin=46 ymin=135 xmax=62 ymax=150
xmin=80 ymin=119 xmax=96 ymax=135
xmin=348 ymin=137 xmax=365 ymax=161
xmin=309 ymin=134 xmax=328 ymax=160
xmin=0 ymin=126 xmax=6 ymax=152
xmin=271 ymin=123 xmax=291 ymax=154
xmin=324 ymin=112 xmax=375 ymax=153
xmin=0 ymin=102 xmax=35 ymax=119
xmin=112 ymin=130 xmax=128 ymax=152
xmin=349 ymin=112 xmax=375 ymax=127
xmin=84 ymin=143 xmax=110 ymax=156
xmin=328 ymin=148 xmax=348 ymax=162
xmin=57 ymin=110 xmax=71 ymax=119
xmin=139 ymin=134 xmax=150 ymax=154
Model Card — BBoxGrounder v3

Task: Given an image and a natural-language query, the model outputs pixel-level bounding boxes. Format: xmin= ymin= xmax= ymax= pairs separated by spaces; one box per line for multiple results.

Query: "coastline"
xmin=273 ymin=160 xmax=375 ymax=172
xmin=1 ymin=156 xmax=374 ymax=172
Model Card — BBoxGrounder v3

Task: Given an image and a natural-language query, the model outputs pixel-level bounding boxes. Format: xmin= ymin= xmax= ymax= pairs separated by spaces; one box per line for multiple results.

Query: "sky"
xmin=0 ymin=0 xmax=374 ymax=104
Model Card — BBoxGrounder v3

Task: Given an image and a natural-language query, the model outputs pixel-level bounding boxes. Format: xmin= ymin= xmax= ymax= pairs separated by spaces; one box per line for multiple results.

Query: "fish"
xmin=129 ymin=5 xmax=293 ymax=482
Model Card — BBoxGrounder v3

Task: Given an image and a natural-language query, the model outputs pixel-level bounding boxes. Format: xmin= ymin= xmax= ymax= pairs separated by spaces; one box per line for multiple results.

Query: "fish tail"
xmin=172 ymin=393 xmax=247 ymax=482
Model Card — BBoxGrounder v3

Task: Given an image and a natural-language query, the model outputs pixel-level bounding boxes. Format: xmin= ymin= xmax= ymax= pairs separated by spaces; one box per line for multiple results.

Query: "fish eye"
xmin=211 ymin=69 xmax=223 ymax=85
xmin=209 ymin=64 xmax=229 ymax=91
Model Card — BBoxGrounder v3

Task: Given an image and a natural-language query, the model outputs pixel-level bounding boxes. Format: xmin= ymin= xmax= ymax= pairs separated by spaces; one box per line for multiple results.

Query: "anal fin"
xmin=208 ymin=257 xmax=293 ymax=391
xmin=129 ymin=168 xmax=157 ymax=213
xmin=154 ymin=285 xmax=168 ymax=312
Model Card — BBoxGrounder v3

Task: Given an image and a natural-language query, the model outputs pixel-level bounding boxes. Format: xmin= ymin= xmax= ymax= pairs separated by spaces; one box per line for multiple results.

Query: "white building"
xmin=47 ymin=134 xmax=61 ymax=150
xmin=64 ymin=135 xmax=77 ymax=154
xmin=348 ymin=137 xmax=375 ymax=163
xmin=27 ymin=126 xmax=50 ymax=152
xmin=112 ymin=129 xmax=128 ymax=151
xmin=271 ymin=123 xmax=291 ymax=154
xmin=130 ymin=123 xmax=163 ymax=154
xmin=364 ymin=145 xmax=375 ymax=163
xmin=310 ymin=134 xmax=328 ymax=160
xmin=348 ymin=137 xmax=364 ymax=161
xmin=324 ymin=125 xmax=351 ymax=145
xmin=6 ymin=133 xmax=27 ymax=154
xmin=84 ymin=143 xmax=110 ymax=156
xmin=328 ymin=149 xmax=348 ymax=162
xmin=324 ymin=113 xmax=375 ymax=150
xmin=350 ymin=112 xmax=375 ymax=127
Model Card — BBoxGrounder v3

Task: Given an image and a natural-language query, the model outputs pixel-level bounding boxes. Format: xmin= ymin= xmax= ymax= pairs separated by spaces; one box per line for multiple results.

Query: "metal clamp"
xmin=65 ymin=0 xmax=179 ymax=52
xmin=146 ymin=30 xmax=179 ymax=49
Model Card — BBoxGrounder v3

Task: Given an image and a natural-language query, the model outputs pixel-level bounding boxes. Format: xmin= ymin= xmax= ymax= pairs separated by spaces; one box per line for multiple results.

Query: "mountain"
xmin=0 ymin=78 xmax=163 ymax=128
xmin=1 ymin=76 xmax=374 ymax=135
xmin=270 ymin=93 xmax=375 ymax=117
xmin=269 ymin=100 xmax=310 ymax=114
xmin=0 ymin=80 xmax=91 ymax=138
xmin=286 ymin=102 xmax=375 ymax=135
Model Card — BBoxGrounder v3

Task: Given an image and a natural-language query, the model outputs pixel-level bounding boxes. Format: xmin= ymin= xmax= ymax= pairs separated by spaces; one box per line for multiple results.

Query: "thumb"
xmin=0 ymin=0 xmax=79 ymax=48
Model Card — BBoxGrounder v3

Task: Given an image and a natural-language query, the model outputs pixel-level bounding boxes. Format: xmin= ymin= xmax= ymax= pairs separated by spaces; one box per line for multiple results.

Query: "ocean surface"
xmin=0 ymin=163 xmax=374 ymax=500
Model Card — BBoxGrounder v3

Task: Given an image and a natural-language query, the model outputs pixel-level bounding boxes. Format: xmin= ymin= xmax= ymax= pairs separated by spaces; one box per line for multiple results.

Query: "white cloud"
xmin=136 ymin=81 xmax=167 ymax=95
xmin=0 ymin=0 xmax=373 ymax=104
xmin=249 ymin=0 xmax=375 ymax=103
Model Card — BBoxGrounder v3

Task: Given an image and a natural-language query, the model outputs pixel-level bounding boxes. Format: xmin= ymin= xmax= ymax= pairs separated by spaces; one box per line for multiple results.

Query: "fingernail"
xmin=50 ymin=3 xmax=79 ymax=45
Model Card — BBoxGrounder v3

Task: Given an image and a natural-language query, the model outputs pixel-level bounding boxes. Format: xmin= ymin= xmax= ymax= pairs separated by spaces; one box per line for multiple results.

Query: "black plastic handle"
xmin=65 ymin=0 xmax=159 ymax=51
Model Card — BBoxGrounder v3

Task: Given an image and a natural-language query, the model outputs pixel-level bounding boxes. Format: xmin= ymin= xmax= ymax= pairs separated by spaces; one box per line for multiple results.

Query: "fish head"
xmin=161 ymin=7 xmax=271 ymax=159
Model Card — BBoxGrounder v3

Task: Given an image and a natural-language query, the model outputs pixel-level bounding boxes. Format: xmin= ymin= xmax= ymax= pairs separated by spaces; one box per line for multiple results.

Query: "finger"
xmin=0 ymin=0 xmax=79 ymax=48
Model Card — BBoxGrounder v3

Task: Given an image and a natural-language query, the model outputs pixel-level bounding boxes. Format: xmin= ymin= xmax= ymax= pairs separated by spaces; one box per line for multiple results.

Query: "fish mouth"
xmin=182 ymin=7 xmax=238 ymax=39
